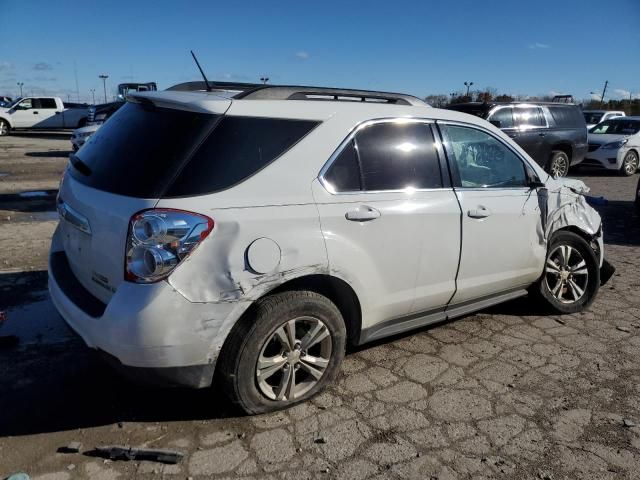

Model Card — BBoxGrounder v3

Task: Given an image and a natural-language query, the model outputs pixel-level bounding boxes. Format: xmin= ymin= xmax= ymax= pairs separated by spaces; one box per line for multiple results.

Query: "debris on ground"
xmin=313 ymin=436 xmax=327 ymax=444
xmin=616 ymin=326 xmax=631 ymax=333
xmin=90 ymin=446 xmax=184 ymax=464
xmin=58 ymin=441 xmax=83 ymax=453
xmin=5 ymin=474 xmax=30 ymax=480
xmin=0 ymin=335 xmax=19 ymax=349
xmin=623 ymin=419 xmax=636 ymax=428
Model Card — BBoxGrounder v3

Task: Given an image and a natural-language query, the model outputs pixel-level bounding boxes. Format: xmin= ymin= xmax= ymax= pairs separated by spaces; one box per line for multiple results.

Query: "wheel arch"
xmin=0 ymin=115 xmax=13 ymax=129
xmin=550 ymin=142 xmax=573 ymax=161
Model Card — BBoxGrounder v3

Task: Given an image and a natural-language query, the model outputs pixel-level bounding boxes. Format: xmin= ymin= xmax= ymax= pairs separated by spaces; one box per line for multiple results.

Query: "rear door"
xmin=439 ymin=122 xmax=544 ymax=304
xmin=35 ymin=98 xmax=63 ymax=128
xmin=314 ymin=119 xmax=461 ymax=329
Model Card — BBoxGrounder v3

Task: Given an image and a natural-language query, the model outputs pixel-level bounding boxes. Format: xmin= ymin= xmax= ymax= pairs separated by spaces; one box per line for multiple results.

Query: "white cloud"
xmin=0 ymin=61 xmax=13 ymax=71
xmin=295 ymin=51 xmax=310 ymax=60
xmin=33 ymin=62 xmax=53 ymax=71
xmin=528 ymin=42 xmax=550 ymax=49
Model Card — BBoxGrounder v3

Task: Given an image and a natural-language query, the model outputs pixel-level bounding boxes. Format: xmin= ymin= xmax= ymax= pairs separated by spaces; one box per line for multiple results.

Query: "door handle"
xmin=538 ymin=132 xmax=546 ymax=137
xmin=507 ymin=133 xmax=517 ymax=138
xmin=345 ymin=205 xmax=381 ymax=222
xmin=468 ymin=205 xmax=492 ymax=219
xmin=33 ymin=111 xmax=39 ymax=114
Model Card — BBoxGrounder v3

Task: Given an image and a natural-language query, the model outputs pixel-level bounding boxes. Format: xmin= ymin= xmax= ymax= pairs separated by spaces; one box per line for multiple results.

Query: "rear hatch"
xmin=58 ymin=93 xmax=229 ymax=303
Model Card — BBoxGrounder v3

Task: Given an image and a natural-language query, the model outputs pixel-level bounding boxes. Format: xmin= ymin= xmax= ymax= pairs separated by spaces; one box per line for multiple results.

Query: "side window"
xmin=441 ymin=125 xmax=528 ymax=188
xmin=355 ymin=122 xmax=442 ymax=191
xmin=513 ymin=107 xmax=545 ymax=128
xmin=322 ymin=140 xmax=361 ymax=192
xmin=17 ymin=98 xmax=33 ymax=110
xmin=487 ymin=107 xmax=514 ymax=128
xmin=39 ymin=98 xmax=57 ymax=109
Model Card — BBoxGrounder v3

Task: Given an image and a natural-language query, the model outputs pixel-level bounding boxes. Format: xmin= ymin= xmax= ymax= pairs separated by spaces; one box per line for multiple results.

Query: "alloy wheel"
xmin=255 ymin=316 xmax=332 ymax=401
xmin=544 ymin=245 xmax=589 ymax=304
xmin=551 ymin=155 xmax=569 ymax=177
xmin=623 ymin=152 xmax=638 ymax=175
xmin=0 ymin=122 xmax=7 ymax=136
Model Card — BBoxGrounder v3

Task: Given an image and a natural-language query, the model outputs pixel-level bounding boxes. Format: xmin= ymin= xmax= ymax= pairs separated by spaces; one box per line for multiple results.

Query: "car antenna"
xmin=190 ymin=50 xmax=212 ymax=92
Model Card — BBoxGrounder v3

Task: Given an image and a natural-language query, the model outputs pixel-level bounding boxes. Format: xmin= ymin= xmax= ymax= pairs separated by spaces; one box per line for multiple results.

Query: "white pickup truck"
xmin=0 ymin=96 xmax=89 ymax=136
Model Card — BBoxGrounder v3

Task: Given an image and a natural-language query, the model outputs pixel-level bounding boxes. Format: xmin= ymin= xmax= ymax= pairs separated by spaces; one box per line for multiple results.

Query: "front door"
xmin=438 ymin=122 xmax=545 ymax=305
xmin=9 ymin=98 xmax=36 ymax=127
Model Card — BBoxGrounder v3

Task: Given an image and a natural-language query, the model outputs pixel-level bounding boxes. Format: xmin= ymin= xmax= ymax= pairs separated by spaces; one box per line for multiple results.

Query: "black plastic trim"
xmin=50 ymin=251 xmax=106 ymax=318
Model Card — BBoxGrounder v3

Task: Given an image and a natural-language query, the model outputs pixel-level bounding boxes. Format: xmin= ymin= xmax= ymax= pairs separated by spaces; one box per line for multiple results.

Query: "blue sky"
xmin=1 ymin=0 xmax=639 ymax=103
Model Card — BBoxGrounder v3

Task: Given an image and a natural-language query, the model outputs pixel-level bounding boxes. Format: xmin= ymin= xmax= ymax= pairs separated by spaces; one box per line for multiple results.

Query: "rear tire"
xmin=217 ymin=291 xmax=346 ymax=415
xmin=533 ymin=231 xmax=600 ymax=314
xmin=620 ymin=150 xmax=638 ymax=177
xmin=0 ymin=119 xmax=9 ymax=136
xmin=548 ymin=151 xmax=570 ymax=177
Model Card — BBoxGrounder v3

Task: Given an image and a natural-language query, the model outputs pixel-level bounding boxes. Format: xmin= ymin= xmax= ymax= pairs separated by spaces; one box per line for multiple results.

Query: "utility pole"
xmin=99 ymin=74 xmax=109 ymax=103
xmin=600 ymin=80 xmax=608 ymax=106
xmin=90 ymin=89 xmax=96 ymax=104
xmin=17 ymin=82 xmax=24 ymax=97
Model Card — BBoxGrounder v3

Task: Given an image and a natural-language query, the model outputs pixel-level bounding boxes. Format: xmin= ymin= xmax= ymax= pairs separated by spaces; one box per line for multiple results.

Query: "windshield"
xmin=589 ymin=119 xmax=640 ymax=135
xmin=4 ymin=97 xmax=23 ymax=109
xmin=583 ymin=112 xmax=603 ymax=124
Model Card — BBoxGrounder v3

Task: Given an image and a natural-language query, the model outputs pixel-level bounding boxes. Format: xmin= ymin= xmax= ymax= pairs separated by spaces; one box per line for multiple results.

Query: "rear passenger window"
xmin=514 ymin=107 xmax=544 ymax=128
xmin=322 ymin=140 xmax=361 ymax=192
xmin=548 ymin=106 xmax=585 ymax=128
xmin=39 ymin=98 xmax=57 ymax=109
xmin=166 ymin=116 xmax=319 ymax=197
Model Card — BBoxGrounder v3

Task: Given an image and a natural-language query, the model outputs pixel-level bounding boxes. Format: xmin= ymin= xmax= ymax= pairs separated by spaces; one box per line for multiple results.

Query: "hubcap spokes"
xmin=256 ymin=316 xmax=332 ymax=401
xmin=544 ymin=245 xmax=589 ymax=304
xmin=552 ymin=157 xmax=568 ymax=177
xmin=625 ymin=154 xmax=638 ymax=174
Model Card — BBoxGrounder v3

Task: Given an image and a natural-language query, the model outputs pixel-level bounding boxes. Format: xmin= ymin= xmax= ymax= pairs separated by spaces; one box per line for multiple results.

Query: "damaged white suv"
xmin=49 ymin=83 xmax=612 ymax=414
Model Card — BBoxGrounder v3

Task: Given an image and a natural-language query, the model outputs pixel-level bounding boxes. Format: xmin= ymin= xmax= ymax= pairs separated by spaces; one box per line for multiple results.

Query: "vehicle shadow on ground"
xmin=10 ymin=132 xmax=72 ymax=140
xmin=0 ymin=270 xmax=48 ymax=309
xmin=0 ymin=190 xmax=57 ymax=213
xmin=24 ymin=151 xmax=72 ymax=158
xmin=597 ymin=200 xmax=640 ymax=247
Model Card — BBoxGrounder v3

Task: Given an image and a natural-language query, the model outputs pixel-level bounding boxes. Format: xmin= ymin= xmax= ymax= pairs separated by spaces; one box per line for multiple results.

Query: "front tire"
xmin=217 ymin=291 xmax=346 ymax=414
xmin=534 ymin=231 xmax=600 ymax=314
xmin=548 ymin=151 xmax=570 ymax=177
xmin=0 ymin=119 xmax=9 ymax=136
xmin=620 ymin=150 xmax=639 ymax=177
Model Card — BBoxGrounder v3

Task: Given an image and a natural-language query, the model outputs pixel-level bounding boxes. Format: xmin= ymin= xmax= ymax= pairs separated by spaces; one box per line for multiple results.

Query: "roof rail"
xmin=166 ymin=81 xmax=426 ymax=106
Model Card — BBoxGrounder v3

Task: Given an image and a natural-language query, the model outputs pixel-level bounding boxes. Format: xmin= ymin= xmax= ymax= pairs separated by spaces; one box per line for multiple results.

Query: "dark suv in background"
xmin=447 ymin=102 xmax=587 ymax=177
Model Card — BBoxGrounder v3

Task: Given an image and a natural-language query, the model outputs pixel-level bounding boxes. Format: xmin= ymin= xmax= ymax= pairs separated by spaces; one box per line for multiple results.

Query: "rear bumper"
xmin=48 ymin=229 xmax=244 ymax=387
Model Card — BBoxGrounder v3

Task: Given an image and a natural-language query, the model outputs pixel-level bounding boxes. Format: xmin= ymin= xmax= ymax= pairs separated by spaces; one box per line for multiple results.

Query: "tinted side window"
xmin=355 ymin=122 xmax=442 ymax=191
xmin=488 ymin=107 xmax=514 ymax=128
xmin=513 ymin=107 xmax=544 ymax=127
xmin=39 ymin=98 xmax=57 ymax=109
xmin=166 ymin=117 xmax=319 ymax=197
xmin=548 ymin=106 xmax=585 ymax=128
xmin=323 ymin=140 xmax=361 ymax=192
xmin=441 ymin=125 xmax=527 ymax=188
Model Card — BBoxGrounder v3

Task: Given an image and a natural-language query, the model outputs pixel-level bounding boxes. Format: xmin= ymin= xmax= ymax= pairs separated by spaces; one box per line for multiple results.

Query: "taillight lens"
xmin=125 ymin=209 xmax=214 ymax=283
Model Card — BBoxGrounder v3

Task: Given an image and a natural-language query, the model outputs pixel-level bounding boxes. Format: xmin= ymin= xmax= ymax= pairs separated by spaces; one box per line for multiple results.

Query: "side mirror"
xmin=489 ymin=120 xmax=501 ymax=128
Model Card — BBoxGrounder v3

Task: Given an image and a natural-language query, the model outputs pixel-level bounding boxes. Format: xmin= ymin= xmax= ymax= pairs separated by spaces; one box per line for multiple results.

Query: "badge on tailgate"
xmin=57 ymin=198 xmax=92 ymax=235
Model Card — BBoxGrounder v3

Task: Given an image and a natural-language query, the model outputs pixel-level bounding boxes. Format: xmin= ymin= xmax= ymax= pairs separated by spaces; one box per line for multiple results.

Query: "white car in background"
xmin=71 ymin=124 xmax=100 ymax=152
xmin=583 ymin=110 xmax=625 ymax=129
xmin=584 ymin=117 xmax=640 ymax=175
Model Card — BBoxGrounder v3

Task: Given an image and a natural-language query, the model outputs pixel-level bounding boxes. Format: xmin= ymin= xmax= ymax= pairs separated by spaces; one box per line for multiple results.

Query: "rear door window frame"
xmin=319 ymin=117 xmax=451 ymax=194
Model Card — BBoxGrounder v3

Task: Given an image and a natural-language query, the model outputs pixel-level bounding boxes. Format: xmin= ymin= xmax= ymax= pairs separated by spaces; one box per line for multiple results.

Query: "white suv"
xmin=49 ymin=84 xmax=610 ymax=414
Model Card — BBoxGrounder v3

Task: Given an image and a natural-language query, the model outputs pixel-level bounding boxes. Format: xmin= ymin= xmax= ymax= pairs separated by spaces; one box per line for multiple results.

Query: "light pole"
xmin=260 ymin=76 xmax=269 ymax=84
xmin=464 ymin=81 xmax=474 ymax=97
xmin=99 ymin=74 xmax=109 ymax=103
xmin=17 ymin=82 xmax=24 ymax=97
xmin=90 ymin=89 xmax=96 ymax=104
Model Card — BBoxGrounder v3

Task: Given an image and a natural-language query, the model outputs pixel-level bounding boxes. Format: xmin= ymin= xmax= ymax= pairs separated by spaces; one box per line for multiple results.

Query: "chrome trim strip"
xmin=57 ymin=199 xmax=92 ymax=235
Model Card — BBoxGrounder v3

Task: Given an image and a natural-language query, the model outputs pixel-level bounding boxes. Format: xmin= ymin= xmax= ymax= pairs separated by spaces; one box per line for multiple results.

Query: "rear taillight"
xmin=125 ymin=209 xmax=214 ymax=283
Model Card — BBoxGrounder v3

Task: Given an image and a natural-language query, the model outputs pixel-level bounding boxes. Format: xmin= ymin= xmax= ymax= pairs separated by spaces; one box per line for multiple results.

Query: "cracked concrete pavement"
xmin=1 ymin=134 xmax=640 ymax=479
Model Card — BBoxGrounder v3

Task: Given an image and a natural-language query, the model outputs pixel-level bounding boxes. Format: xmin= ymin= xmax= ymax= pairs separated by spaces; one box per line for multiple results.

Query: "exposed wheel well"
xmin=268 ymin=274 xmax=362 ymax=346
xmin=551 ymin=144 xmax=572 ymax=161
xmin=552 ymin=226 xmax=600 ymax=257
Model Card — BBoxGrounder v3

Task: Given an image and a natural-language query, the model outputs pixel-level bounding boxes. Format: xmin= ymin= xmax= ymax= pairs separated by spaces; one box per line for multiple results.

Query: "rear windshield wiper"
xmin=69 ymin=153 xmax=92 ymax=176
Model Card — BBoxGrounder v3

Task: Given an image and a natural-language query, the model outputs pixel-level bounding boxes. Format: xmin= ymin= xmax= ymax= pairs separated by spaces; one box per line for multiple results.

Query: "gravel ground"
xmin=1 ymin=134 xmax=639 ymax=480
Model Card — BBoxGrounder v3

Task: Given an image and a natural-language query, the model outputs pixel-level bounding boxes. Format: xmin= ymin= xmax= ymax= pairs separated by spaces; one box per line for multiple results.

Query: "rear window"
xmin=70 ymin=102 xmax=319 ymax=198
xmin=70 ymin=102 xmax=217 ymax=198
xmin=165 ymin=116 xmax=318 ymax=197
xmin=549 ymin=106 xmax=586 ymax=128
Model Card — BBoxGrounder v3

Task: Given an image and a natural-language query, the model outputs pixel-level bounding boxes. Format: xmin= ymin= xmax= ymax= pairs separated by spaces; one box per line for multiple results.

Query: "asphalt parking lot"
xmin=1 ymin=134 xmax=640 ymax=480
